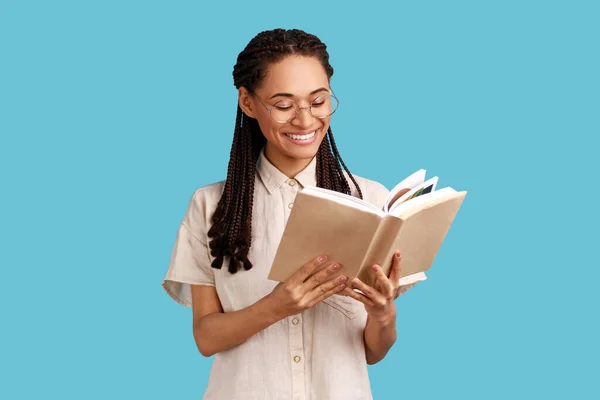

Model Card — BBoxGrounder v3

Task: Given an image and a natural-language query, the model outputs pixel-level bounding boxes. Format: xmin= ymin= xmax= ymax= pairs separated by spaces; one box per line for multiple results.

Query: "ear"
xmin=238 ymin=87 xmax=258 ymax=118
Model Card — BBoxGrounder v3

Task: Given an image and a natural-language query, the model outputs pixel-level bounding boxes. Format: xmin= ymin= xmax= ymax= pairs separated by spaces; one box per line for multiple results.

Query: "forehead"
xmin=259 ymin=56 xmax=329 ymax=97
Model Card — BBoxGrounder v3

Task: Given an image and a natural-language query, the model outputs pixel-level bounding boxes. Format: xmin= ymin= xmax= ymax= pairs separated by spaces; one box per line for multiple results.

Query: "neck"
xmin=264 ymin=145 xmax=314 ymax=178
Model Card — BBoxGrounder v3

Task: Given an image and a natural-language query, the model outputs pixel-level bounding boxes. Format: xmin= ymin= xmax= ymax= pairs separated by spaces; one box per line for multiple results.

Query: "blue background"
xmin=1 ymin=0 xmax=598 ymax=399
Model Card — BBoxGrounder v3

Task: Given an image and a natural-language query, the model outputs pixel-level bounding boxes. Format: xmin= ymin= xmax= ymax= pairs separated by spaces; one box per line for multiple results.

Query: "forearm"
xmin=363 ymin=313 xmax=397 ymax=364
xmin=194 ymin=294 xmax=284 ymax=357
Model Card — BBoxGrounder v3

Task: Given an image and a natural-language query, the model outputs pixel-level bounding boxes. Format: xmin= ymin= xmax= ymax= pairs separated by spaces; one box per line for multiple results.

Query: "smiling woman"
xmin=161 ymin=28 xmax=422 ymax=400
xmin=239 ymin=56 xmax=340 ymax=176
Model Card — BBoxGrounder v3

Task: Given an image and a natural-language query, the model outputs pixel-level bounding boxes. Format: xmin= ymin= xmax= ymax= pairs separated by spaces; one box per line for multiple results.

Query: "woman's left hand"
xmin=342 ymin=250 xmax=403 ymax=323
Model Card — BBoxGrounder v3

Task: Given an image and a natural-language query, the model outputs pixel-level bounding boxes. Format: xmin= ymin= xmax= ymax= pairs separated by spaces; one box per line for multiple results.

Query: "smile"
xmin=284 ymin=131 xmax=316 ymax=141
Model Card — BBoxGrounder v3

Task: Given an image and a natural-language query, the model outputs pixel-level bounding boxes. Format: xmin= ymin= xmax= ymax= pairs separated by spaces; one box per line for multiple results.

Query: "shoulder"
xmin=343 ymin=171 xmax=390 ymax=209
xmin=182 ymin=180 xmax=225 ymax=233
xmin=189 ymin=180 xmax=225 ymax=208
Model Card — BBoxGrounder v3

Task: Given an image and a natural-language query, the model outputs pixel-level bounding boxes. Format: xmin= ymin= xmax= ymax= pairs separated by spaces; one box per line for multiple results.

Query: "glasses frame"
xmin=250 ymin=89 xmax=339 ymax=124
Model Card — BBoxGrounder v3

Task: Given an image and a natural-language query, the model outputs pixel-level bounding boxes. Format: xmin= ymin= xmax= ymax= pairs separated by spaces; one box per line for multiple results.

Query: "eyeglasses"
xmin=250 ymin=90 xmax=339 ymax=124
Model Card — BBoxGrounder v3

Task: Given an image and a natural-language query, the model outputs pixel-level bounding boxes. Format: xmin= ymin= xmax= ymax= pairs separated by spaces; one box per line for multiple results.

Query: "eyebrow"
xmin=268 ymin=87 xmax=329 ymax=100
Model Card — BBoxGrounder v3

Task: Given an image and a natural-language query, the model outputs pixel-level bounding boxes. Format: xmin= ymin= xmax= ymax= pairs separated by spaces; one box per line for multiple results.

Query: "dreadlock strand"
xmin=228 ymin=117 xmax=253 ymax=273
xmin=328 ymin=127 xmax=363 ymax=199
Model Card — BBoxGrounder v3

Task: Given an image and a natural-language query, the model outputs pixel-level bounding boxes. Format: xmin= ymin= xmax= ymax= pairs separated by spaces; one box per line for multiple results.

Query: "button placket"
xmin=289 ymin=314 xmax=305 ymax=400
xmin=283 ymin=179 xmax=298 ymax=222
xmin=286 ymin=181 xmax=305 ymax=399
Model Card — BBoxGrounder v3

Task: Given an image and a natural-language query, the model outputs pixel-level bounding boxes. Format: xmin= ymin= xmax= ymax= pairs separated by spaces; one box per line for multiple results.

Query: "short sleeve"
xmin=368 ymin=180 xmax=391 ymax=210
xmin=345 ymin=172 xmax=390 ymax=210
xmin=161 ymin=188 xmax=217 ymax=308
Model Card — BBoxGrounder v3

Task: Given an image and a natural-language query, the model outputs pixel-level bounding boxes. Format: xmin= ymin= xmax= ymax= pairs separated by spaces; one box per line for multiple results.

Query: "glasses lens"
xmin=268 ymin=93 xmax=339 ymax=122
xmin=271 ymin=100 xmax=297 ymax=123
xmin=310 ymin=94 xmax=338 ymax=118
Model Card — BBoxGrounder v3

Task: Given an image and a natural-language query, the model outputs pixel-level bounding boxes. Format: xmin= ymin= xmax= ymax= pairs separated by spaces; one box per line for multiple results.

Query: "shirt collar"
xmin=256 ymin=147 xmax=317 ymax=194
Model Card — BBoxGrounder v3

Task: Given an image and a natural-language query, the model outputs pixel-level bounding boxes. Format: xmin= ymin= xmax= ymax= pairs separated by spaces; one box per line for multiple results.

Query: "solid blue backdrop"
xmin=1 ymin=1 xmax=598 ymax=399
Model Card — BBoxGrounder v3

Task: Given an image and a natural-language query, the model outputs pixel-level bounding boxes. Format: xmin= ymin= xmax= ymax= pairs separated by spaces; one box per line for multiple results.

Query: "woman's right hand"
xmin=267 ymin=255 xmax=347 ymax=319
xmin=191 ymin=255 xmax=346 ymax=357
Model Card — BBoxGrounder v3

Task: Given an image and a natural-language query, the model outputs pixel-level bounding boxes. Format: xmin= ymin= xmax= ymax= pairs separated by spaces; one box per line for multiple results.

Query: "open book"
xmin=267 ymin=169 xmax=467 ymax=288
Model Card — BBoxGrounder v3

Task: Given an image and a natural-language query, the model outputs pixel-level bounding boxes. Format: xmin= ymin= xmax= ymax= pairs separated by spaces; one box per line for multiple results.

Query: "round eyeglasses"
xmin=251 ymin=90 xmax=339 ymax=124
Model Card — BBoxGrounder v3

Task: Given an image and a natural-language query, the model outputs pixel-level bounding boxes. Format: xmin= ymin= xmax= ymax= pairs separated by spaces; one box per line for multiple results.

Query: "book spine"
xmin=356 ymin=216 xmax=404 ymax=286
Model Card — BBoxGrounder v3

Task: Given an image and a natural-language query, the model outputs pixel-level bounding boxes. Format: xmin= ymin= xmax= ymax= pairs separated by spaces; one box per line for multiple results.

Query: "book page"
xmin=383 ymin=169 xmax=426 ymax=212
xmin=302 ymin=186 xmax=384 ymax=216
xmin=399 ymin=271 xmax=427 ymax=286
xmin=389 ymin=186 xmax=457 ymax=217
xmin=388 ymin=176 xmax=439 ymax=214
xmin=384 ymin=189 xmax=466 ymax=282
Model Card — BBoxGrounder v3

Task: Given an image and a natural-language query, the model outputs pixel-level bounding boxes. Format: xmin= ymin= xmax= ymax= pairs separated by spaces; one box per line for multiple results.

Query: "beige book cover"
xmin=267 ymin=170 xmax=467 ymax=288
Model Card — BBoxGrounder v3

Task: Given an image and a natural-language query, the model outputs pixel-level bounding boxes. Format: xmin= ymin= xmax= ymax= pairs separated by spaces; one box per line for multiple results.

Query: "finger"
xmin=288 ymin=254 xmax=329 ymax=286
xmin=350 ymin=278 xmax=387 ymax=306
xmin=371 ymin=264 xmax=395 ymax=299
xmin=370 ymin=264 xmax=381 ymax=293
xmin=388 ymin=251 xmax=402 ymax=284
xmin=301 ymin=261 xmax=342 ymax=291
xmin=309 ymin=279 xmax=347 ymax=306
xmin=366 ymin=264 xmax=389 ymax=299
xmin=307 ymin=273 xmax=348 ymax=303
xmin=342 ymin=287 xmax=376 ymax=307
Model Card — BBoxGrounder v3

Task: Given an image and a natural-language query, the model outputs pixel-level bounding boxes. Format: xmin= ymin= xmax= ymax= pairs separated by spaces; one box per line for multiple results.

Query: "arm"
xmin=343 ymin=251 xmax=405 ymax=365
xmin=191 ymin=255 xmax=348 ymax=357
xmin=363 ymin=310 xmax=397 ymax=364
xmin=191 ymin=285 xmax=285 ymax=357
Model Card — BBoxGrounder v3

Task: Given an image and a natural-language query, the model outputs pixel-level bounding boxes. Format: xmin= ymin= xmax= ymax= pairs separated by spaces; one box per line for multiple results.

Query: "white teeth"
xmin=285 ymin=131 xmax=315 ymax=141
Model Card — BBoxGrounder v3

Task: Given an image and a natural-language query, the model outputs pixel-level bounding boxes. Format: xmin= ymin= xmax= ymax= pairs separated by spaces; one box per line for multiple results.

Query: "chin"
xmin=280 ymin=128 xmax=325 ymax=159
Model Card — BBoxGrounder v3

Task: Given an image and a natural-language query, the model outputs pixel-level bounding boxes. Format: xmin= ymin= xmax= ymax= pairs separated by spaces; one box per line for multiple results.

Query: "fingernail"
xmin=372 ymin=264 xmax=379 ymax=271
xmin=319 ymin=255 xmax=327 ymax=262
xmin=338 ymin=276 xmax=347 ymax=283
xmin=332 ymin=263 xmax=340 ymax=270
xmin=353 ymin=278 xmax=359 ymax=286
xmin=395 ymin=251 xmax=401 ymax=259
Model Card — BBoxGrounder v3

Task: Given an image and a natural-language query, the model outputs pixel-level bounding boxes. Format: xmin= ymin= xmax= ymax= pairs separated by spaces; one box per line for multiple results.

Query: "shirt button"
xmin=293 ymin=356 xmax=301 ymax=363
xmin=288 ymin=203 xmax=293 ymax=209
xmin=292 ymin=317 xmax=299 ymax=325
xmin=289 ymin=180 xmax=296 ymax=186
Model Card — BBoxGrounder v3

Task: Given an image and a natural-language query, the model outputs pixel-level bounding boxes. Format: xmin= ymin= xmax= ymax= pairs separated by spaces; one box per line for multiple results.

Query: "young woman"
xmin=162 ymin=28 xmax=424 ymax=400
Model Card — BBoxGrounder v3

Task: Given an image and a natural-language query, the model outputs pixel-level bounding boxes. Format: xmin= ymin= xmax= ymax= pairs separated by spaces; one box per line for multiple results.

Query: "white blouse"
xmin=162 ymin=149 xmax=425 ymax=400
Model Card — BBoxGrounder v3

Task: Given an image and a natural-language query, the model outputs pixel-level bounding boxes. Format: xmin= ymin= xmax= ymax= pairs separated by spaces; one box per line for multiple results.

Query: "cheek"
xmin=319 ymin=118 xmax=330 ymax=133
xmin=253 ymin=112 xmax=277 ymax=138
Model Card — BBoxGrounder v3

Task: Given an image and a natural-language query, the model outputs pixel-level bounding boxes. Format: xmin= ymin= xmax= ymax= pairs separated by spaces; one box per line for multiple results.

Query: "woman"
xmin=162 ymin=28 xmax=424 ymax=400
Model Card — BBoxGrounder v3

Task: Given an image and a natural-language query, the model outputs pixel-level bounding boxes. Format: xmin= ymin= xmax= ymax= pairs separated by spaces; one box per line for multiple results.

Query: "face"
xmin=239 ymin=55 xmax=332 ymax=167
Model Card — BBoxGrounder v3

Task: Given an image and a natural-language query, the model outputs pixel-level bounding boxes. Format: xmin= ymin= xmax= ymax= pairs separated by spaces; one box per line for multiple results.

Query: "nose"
xmin=290 ymin=106 xmax=314 ymax=127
